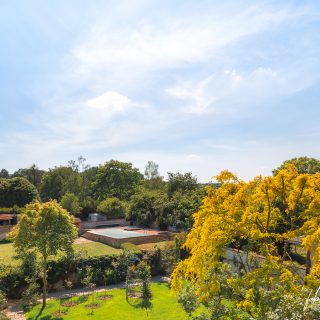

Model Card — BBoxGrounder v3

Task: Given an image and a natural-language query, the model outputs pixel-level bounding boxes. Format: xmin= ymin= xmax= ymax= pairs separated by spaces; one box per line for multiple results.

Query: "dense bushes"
xmin=0 ymin=245 xmax=177 ymax=298
xmin=0 ymin=178 xmax=38 ymax=207
xmin=97 ymin=197 xmax=126 ymax=219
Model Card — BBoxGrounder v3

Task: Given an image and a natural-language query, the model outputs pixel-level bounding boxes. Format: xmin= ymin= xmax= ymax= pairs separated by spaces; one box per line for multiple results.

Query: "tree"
xmin=144 ymin=161 xmax=165 ymax=191
xmin=128 ymin=189 xmax=165 ymax=227
xmin=144 ymin=161 xmax=159 ymax=180
xmin=273 ymin=156 xmax=320 ymax=175
xmin=40 ymin=166 xmax=82 ymax=201
xmin=93 ymin=160 xmax=143 ymax=201
xmin=0 ymin=177 xmax=39 ymax=207
xmin=135 ymin=261 xmax=152 ymax=300
xmin=0 ymin=169 xmax=9 ymax=179
xmin=60 ymin=193 xmax=82 ymax=216
xmin=97 ymin=197 xmax=126 ymax=219
xmin=13 ymin=164 xmax=45 ymax=190
xmin=172 ymin=166 xmax=320 ymax=318
xmin=9 ymin=201 xmax=77 ymax=308
xmin=167 ymin=172 xmax=198 ymax=197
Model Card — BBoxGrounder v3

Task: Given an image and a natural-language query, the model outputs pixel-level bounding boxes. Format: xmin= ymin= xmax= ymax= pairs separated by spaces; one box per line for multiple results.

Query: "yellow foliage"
xmin=172 ymin=164 xmax=320 ymax=299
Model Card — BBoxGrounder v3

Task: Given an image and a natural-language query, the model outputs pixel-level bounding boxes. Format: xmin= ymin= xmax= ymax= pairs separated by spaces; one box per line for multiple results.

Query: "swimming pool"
xmin=83 ymin=227 xmax=162 ymax=248
xmin=91 ymin=228 xmax=149 ymax=239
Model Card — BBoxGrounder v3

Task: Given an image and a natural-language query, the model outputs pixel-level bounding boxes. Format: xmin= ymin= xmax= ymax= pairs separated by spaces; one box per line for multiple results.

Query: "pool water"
xmin=91 ymin=228 xmax=149 ymax=239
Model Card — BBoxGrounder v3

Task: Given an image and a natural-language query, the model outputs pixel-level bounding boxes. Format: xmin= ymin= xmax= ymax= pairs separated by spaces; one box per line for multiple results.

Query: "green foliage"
xmin=0 ymin=290 xmax=7 ymax=310
xmin=167 ymin=172 xmax=198 ymax=197
xmin=0 ymin=177 xmax=39 ymax=207
xmin=9 ymin=201 xmax=78 ymax=307
xmin=40 ymin=166 xmax=82 ymax=201
xmin=0 ymin=169 xmax=9 ymax=179
xmin=120 ymin=242 xmax=141 ymax=252
xmin=177 ymin=283 xmax=198 ymax=317
xmin=60 ymin=192 xmax=82 ymax=215
xmin=128 ymin=189 xmax=165 ymax=227
xmin=97 ymin=197 xmax=126 ymax=219
xmin=0 ymin=207 xmax=22 ymax=214
xmin=21 ymin=277 xmax=40 ymax=307
xmin=93 ymin=160 xmax=143 ymax=201
xmin=13 ymin=164 xmax=44 ymax=190
xmin=273 ymin=156 xmax=320 ymax=175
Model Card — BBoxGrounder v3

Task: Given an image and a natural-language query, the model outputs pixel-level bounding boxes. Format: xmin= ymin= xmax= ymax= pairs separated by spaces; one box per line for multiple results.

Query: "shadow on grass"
xmin=29 ymin=306 xmax=63 ymax=320
xmin=127 ymin=298 xmax=153 ymax=313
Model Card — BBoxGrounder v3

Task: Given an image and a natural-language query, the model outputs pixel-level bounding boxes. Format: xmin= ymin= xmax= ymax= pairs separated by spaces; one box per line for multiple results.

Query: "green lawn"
xmin=0 ymin=240 xmax=121 ymax=266
xmin=26 ymin=283 xmax=194 ymax=320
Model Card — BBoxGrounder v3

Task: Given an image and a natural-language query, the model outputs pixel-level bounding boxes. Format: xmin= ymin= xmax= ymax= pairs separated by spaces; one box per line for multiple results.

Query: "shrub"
xmin=120 ymin=243 xmax=141 ymax=252
xmin=21 ymin=277 xmax=40 ymax=307
xmin=0 ymin=177 xmax=39 ymax=207
xmin=97 ymin=197 xmax=126 ymax=219
xmin=60 ymin=193 xmax=82 ymax=215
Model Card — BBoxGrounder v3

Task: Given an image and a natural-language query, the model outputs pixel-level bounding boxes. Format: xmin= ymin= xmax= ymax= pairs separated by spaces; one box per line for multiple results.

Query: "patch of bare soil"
xmin=85 ymin=303 xmax=100 ymax=309
xmin=97 ymin=294 xmax=113 ymax=301
xmin=52 ymin=310 xmax=68 ymax=317
xmin=61 ymin=300 xmax=80 ymax=307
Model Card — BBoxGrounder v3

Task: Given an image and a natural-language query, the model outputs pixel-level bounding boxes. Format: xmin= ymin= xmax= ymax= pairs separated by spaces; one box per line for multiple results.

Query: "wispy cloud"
xmin=1 ymin=1 xmax=320 ymax=181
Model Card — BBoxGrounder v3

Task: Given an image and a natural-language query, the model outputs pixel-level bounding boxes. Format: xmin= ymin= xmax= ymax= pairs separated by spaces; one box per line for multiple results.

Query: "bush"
xmin=97 ymin=197 xmax=126 ymax=219
xmin=21 ymin=278 xmax=40 ymax=307
xmin=120 ymin=243 xmax=141 ymax=252
xmin=0 ymin=177 xmax=39 ymax=207
xmin=60 ymin=193 xmax=82 ymax=215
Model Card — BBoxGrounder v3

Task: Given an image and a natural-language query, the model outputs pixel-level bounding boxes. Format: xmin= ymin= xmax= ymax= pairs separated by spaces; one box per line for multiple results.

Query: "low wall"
xmin=225 ymin=248 xmax=306 ymax=280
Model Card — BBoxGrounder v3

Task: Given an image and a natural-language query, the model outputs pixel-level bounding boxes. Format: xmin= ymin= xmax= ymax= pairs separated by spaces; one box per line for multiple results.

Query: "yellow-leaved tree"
xmin=172 ymin=165 xmax=320 ymax=318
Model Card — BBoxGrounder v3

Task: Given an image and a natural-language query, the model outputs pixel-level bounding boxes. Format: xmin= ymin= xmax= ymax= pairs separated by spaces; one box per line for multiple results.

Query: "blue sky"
xmin=1 ymin=0 xmax=320 ymax=182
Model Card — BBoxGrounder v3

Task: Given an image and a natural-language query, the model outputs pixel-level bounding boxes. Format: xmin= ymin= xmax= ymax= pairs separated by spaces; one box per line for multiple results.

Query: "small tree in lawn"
xmin=82 ymin=266 xmax=97 ymax=313
xmin=136 ymin=261 xmax=152 ymax=300
xmin=64 ymin=280 xmax=73 ymax=305
xmin=9 ymin=201 xmax=77 ymax=309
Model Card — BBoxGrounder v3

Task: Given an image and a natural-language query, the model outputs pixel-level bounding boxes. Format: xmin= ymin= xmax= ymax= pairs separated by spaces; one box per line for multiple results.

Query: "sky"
xmin=1 ymin=0 xmax=320 ymax=182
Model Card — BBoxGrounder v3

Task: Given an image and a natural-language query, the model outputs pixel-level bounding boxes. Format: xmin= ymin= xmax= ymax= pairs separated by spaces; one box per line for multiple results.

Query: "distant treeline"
xmin=0 ymin=158 xmax=209 ymax=230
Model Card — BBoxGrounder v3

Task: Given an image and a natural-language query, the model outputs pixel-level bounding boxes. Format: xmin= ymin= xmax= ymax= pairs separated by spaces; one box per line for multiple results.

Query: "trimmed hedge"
xmin=0 ymin=245 xmax=177 ymax=298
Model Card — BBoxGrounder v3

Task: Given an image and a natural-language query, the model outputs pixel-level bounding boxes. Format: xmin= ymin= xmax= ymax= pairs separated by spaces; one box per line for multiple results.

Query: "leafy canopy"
xmin=172 ymin=165 xmax=320 ymax=316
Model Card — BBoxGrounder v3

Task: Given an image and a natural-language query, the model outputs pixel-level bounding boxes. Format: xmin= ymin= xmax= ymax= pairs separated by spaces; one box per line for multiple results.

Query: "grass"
xmin=137 ymin=241 xmax=174 ymax=251
xmin=0 ymin=240 xmax=121 ymax=266
xmin=25 ymin=283 xmax=194 ymax=320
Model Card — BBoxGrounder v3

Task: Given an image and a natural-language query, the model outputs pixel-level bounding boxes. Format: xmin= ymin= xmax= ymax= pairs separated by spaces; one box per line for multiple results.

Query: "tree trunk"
xmin=306 ymin=249 xmax=312 ymax=276
xmin=42 ymin=258 xmax=47 ymax=308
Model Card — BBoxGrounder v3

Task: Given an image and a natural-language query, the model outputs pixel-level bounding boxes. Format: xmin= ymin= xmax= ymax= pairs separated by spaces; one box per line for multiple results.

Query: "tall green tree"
xmin=13 ymin=164 xmax=45 ymax=190
xmin=9 ymin=201 xmax=77 ymax=308
xmin=0 ymin=169 xmax=9 ymax=179
xmin=0 ymin=177 xmax=39 ymax=207
xmin=93 ymin=160 xmax=143 ymax=201
xmin=40 ymin=166 xmax=82 ymax=201
xmin=143 ymin=161 xmax=165 ymax=191
xmin=167 ymin=172 xmax=198 ymax=197
xmin=273 ymin=156 xmax=320 ymax=175
xmin=128 ymin=189 xmax=165 ymax=227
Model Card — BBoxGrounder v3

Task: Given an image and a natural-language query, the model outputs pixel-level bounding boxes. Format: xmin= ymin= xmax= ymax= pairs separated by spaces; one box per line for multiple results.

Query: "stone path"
xmin=5 ymin=276 xmax=169 ymax=319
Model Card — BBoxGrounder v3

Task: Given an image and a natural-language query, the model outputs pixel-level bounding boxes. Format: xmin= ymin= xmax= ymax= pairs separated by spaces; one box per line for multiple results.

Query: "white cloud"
xmin=70 ymin=3 xmax=307 ymax=79
xmin=87 ymin=91 xmax=131 ymax=113
xmin=166 ymin=66 xmax=314 ymax=115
